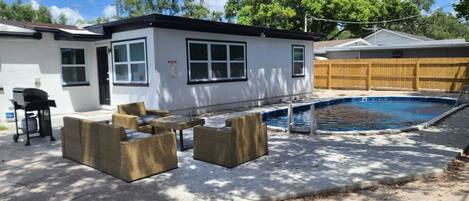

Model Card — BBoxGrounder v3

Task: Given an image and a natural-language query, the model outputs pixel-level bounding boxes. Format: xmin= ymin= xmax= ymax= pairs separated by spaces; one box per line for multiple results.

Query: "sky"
xmin=3 ymin=0 xmax=458 ymax=25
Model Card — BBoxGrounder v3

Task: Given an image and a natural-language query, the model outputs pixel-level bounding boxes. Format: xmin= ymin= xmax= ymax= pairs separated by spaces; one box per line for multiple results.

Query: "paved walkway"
xmin=0 ymin=107 xmax=468 ymax=200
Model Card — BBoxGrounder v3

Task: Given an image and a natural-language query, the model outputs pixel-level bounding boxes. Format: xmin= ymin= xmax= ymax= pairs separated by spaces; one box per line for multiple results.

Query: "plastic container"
xmin=21 ymin=113 xmax=38 ymax=133
xmin=5 ymin=112 xmax=15 ymax=122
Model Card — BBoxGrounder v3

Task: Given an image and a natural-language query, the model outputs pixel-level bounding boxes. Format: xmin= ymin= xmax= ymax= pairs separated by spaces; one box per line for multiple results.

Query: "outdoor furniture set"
xmin=61 ymin=102 xmax=269 ymax=182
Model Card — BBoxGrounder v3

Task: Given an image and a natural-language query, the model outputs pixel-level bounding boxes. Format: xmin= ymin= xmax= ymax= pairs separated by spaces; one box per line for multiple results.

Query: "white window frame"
xmin=292 ymin=45 xmax=305 ymax=77
xmin=187 ymin=40 xmax=247 ymax=83
xmin=112 ymin=39 xmax=147 ymax=84
xmin=60 ymin=48 xmax=88 ymax=85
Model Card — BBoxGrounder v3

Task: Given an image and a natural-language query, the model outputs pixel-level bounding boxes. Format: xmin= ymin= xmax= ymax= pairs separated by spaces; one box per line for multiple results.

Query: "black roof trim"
xmin=0 ymin=31 xmax=42 ymax=39
xmin=54 ymin=32 xmax=106 ymax=41
xmin=87 ymin=14 xmax=318 ymax=41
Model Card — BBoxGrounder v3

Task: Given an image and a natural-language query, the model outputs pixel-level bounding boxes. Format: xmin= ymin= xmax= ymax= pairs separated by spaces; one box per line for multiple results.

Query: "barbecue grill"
xmin=10 ymin=88 xmax=56 ymax=146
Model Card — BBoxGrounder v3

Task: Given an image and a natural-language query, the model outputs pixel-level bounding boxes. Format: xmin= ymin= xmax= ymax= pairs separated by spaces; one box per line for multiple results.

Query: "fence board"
xmin=314 ymin=57 xmax=469 ymax=92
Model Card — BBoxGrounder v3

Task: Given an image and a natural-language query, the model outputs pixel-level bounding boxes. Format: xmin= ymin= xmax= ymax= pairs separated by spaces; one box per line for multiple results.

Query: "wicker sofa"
xmin=193 ymin=113 xmax=268 ymax=168
xmin=61 ymin=117 xmax=178 ymax=182
xmin=112 ymin=102 xmax=171 ymax=133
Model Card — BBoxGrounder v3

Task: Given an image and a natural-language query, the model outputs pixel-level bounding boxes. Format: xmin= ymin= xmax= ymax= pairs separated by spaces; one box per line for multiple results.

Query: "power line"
xmin=310 ymin=15 xmax=419 ymax=25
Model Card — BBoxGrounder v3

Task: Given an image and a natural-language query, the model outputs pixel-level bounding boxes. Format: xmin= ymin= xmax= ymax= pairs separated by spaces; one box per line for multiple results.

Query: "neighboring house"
xmin=313 ymin=38 xmax=372 ymax=58
xmin=0 ymin=14 xmax=315 ymax=121
xmin=315 ymin=29 xmax=469 ymax=59
xmin=364 ymin=29 xmax=434 ymax=46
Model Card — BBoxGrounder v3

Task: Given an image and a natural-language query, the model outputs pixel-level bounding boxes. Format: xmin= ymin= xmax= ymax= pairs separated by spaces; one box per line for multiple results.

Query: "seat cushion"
xmin=126 ymin=130 xmax=152 ymax=140
xmin=138 ymin=115 xmax=159 ymax=126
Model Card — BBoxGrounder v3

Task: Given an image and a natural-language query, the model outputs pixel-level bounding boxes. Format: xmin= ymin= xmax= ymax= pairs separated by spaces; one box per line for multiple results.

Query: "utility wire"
xmin=310 ymin=15 xmax=419 ymax=24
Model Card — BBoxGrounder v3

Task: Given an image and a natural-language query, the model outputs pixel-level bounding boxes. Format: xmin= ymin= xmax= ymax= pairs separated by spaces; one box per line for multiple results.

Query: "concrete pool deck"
xmin=0 ymin=90 xmax=467 ymax=201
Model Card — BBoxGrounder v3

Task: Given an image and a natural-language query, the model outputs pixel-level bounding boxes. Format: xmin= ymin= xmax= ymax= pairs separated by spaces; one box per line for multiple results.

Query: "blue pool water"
xmin=263 ymin=97 xmax=455 ymax=131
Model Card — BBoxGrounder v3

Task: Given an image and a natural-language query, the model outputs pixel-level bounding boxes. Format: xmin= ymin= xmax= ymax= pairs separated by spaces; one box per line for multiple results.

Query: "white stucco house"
xmin=315 ymin=29 xmax=469 ymax=59
xmin=0 ymin=14 xmax=316 ymax=121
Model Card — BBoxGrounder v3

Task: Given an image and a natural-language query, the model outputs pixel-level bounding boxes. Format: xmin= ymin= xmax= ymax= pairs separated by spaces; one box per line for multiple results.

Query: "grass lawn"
xmin=0 ymin=124 xmax=7 ymax=131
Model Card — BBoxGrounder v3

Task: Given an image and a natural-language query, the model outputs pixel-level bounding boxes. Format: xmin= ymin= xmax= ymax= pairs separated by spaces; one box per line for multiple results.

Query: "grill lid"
xmin=13 ymin=88 xmax=48 ymax=105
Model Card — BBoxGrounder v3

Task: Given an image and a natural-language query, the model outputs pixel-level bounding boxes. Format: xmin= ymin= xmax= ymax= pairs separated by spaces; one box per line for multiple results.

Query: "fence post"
xmin=327 ymin=63 xmax=332 ymax=89
xmin=415 ymin=60 xmax=420 ymax=91
xmin=367 ymin=62 xmax=372 ymax=90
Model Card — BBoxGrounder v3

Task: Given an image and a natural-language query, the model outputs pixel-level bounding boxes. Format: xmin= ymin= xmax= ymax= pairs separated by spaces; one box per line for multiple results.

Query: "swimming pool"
xmin=262 ymin=96 xmax=461 ymax=134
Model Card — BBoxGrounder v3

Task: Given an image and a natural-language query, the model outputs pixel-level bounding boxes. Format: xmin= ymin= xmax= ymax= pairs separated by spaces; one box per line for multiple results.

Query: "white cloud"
xmin=50 ymin=6 xmax=84 ymax=25
xmin=30 ymin=0 xmax=40 ymax=10
xmin=204 ymin=0 xmax=227 ymax=12
xmin=102 ymin=4 xmax=117 ymax=19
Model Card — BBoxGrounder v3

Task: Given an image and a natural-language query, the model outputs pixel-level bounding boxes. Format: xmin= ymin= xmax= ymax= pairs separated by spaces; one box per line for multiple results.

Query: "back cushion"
xmin=118 ymin=102 xmax=146 ymax=116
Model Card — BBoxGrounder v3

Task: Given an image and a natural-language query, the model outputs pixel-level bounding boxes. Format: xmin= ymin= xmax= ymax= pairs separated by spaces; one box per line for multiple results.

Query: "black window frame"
xmin=60 ymin=48 xmax=89 ymax=87
xmin=111 ymin=37 xmax=149 ymax=87
xmin=186 ymin=38 xmax=248 ymax=85
xmin=292 ymin=45 xmax=306 ymax=78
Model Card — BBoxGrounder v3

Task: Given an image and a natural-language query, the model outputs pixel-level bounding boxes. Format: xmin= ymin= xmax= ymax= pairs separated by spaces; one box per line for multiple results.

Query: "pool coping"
xmin=263 ymin=159 xmax=454 ymax=201
xmin=263 ymin=96 xmax=468 ymax=135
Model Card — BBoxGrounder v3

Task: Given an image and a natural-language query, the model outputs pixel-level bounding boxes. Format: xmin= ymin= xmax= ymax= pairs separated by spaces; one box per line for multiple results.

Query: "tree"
xmin=56 ymin=13 xmax=68 ymax=25
xmin=116 ymin=0 xmax=146 ymax=17
xmin=454 ymin=0 xmax=469 ymax=21
xmin=180 ymin=0 xmax=209 ymax=19
xmin=374 ymin=0 xmax=421 ymax=34
xmin=411 ymin=0 xmax=435 ymax=11
xmin=0 ymin=0 xmax=52 ymax=23
xmin=210 ymin=11 xmax=224 ymax=22
xmin=414 ymin=10 xmax=469 ymax=41
xmin=225 ymin=0 xmax=298 ymax=29
xmin=0 ymin=0 xmax=9 ymax=20
xmin=6 ymin=0 xmax=36 ymax=22
xmin=35 ymin=6 xmax=52 ymax=23
xmin=156 ymin=0 xmax=180 ymax=16
xmin=224 ymin=0 xmax=441 ymax=40
xmin=115 ymin=0 xmax=209 ymax=19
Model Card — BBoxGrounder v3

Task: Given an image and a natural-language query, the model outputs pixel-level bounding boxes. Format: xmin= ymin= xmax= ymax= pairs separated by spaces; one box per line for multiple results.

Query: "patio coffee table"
xmin=150 ymin=115 xmax=205 ymax=151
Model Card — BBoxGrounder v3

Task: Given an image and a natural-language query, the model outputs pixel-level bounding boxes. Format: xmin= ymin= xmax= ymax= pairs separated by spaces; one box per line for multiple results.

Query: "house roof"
xmin=318 ymin=41 xmax=469 ymax=52
xmin=1 ymin=15 xmax=318 ymax=41
xmin=0 ymin=20 xmax=82 ymax=31
xmin=0 ymin=22 xmax=36 ymax=33
xmin=314 ymin=38 xmax=371 ymax=50
xmin=316 ymin=29 xmax=468 ymax=54
xmin=364 ymin=29 xmax=434 ymax=42
xmin=0 ymin=20 xmax=104 ymax=40
xmin=86 ymin=14 xmax=318 ymax=41
xmin=390 ymin=30 xmax=434 ymax=41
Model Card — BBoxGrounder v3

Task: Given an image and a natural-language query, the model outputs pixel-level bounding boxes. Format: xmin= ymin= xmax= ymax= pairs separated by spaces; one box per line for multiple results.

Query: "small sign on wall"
xmin=168 ymin=60 xmax=177 ymax=78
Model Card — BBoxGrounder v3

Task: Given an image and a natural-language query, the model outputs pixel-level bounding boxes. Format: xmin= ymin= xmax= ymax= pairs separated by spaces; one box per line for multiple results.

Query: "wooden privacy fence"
xmin=314 ymin=58 xmax=469 ymax=92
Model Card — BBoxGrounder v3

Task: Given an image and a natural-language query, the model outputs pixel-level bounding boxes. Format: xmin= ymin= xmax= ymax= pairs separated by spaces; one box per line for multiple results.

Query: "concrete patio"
xmin=0 ymin=103 xmax=468 ymax=200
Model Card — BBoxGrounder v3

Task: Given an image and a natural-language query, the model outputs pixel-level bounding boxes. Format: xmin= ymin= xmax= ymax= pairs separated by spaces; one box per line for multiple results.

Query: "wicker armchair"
xmin=112 ymin=102 xmax=171 ymax=133
xmin=193 ymin=113 xmax=268 ymax=168
xmin=61 ymin=117 xmax=178 ymax=182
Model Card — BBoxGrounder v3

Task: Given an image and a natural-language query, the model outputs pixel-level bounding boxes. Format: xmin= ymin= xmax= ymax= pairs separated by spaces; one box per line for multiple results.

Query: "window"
xmin=292 ymin=45 xmax=305 ymax=77
xmin=61 ymin=48 xmax=88 ymax=85
xmin=187 ymin=40 xmax=247 ymax=83
xmin=112 ymin=39 xmax=147 ymax=84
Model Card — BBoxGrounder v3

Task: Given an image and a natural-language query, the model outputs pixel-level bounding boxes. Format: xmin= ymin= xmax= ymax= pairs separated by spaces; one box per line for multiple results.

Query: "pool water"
xmin=263 ymin=97 xmax=455 ymax=131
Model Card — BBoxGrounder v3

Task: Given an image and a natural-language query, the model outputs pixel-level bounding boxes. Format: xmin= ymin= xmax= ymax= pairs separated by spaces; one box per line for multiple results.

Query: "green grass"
xmin=0 ymin=124 xmax=7 ymax=131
